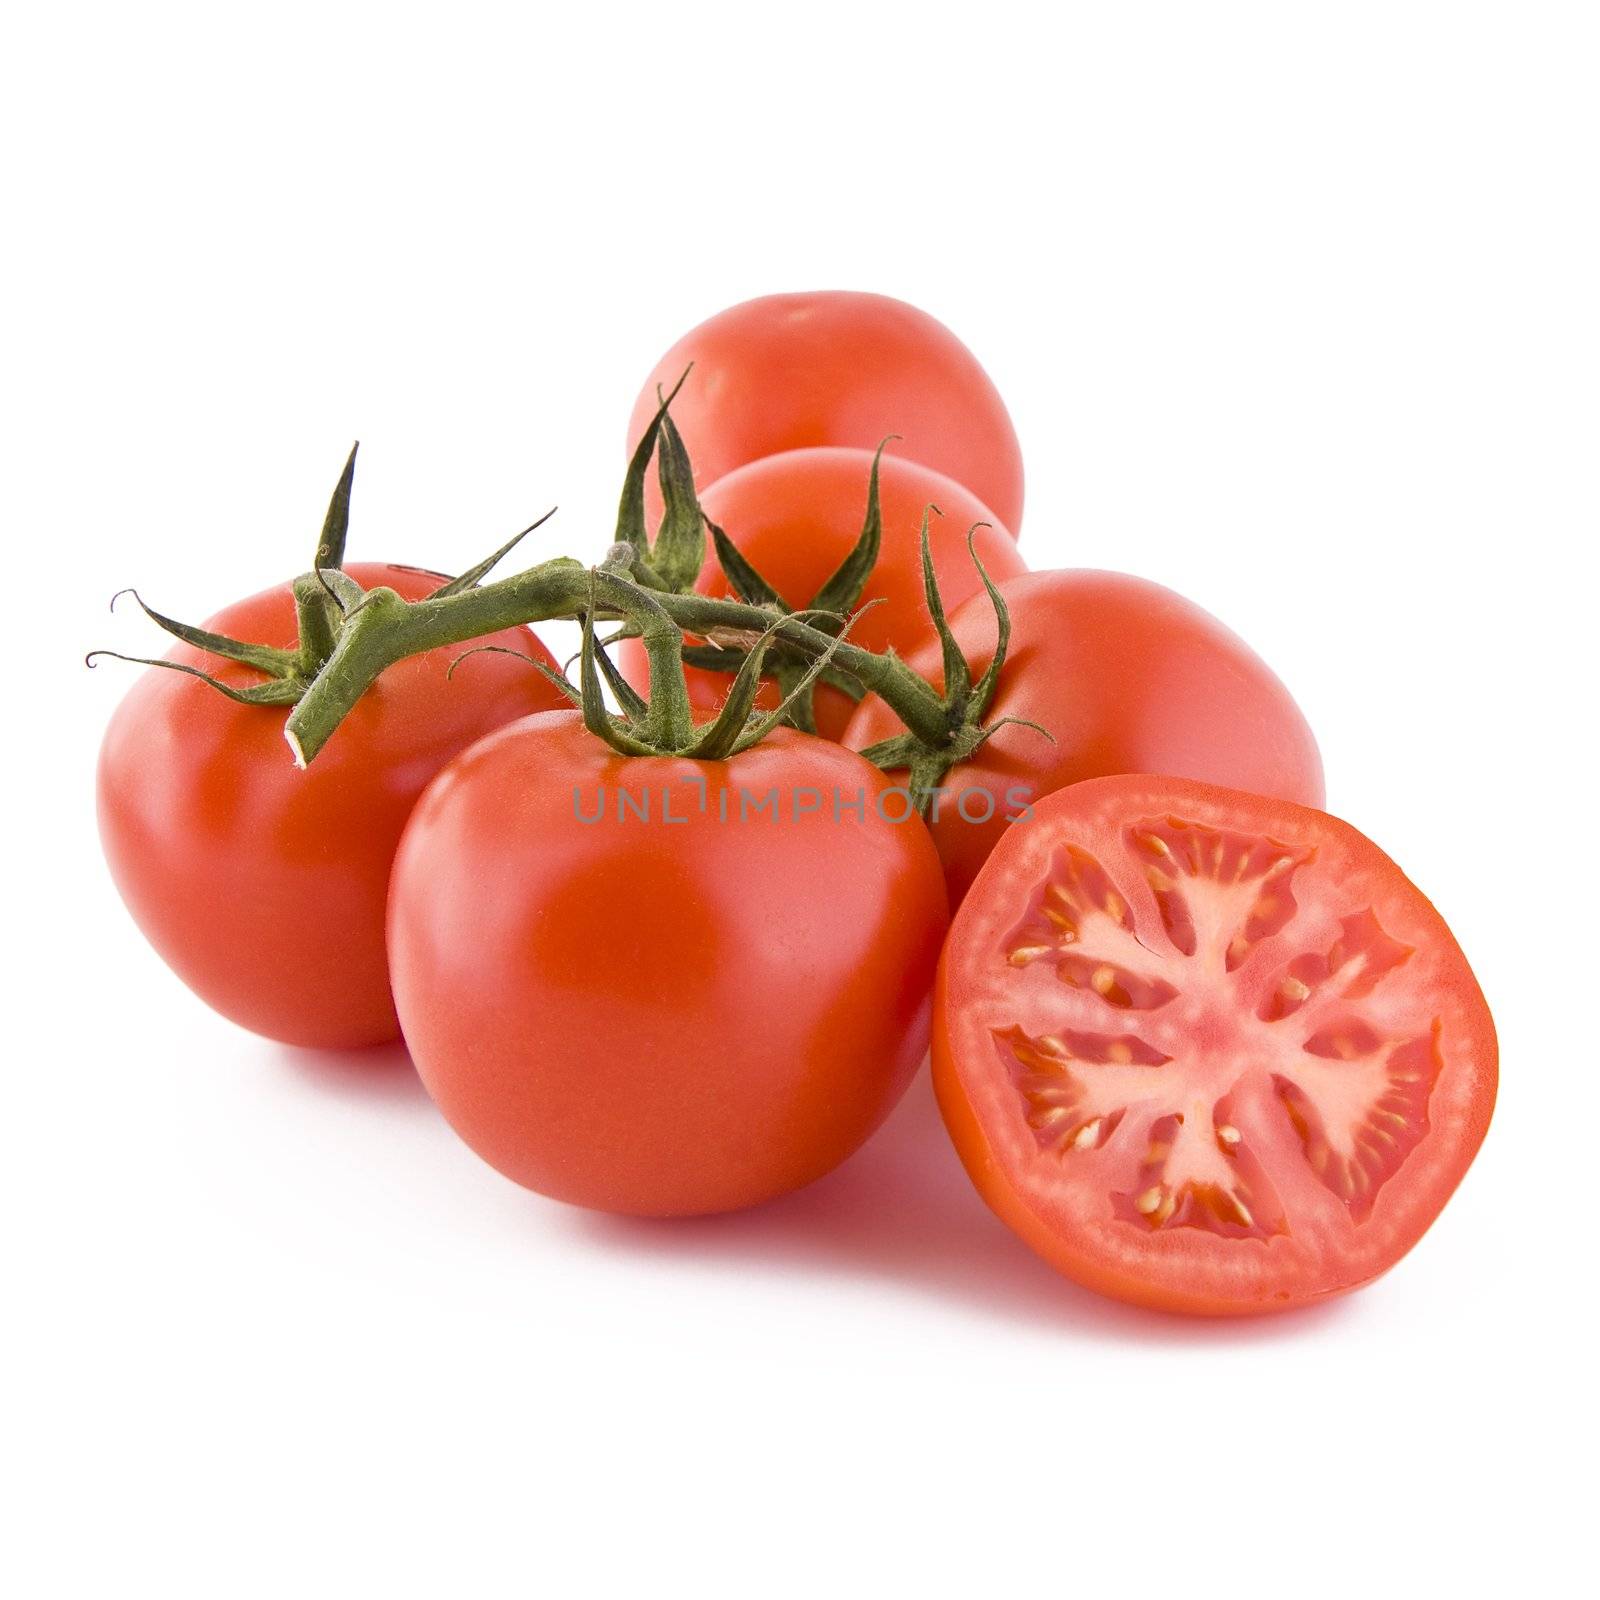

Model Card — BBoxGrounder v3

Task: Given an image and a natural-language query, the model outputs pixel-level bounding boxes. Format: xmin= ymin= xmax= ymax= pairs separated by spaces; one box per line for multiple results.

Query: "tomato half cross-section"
xmin=934 ymin=776 xmax=1496 ymax=1315
xmin=387 ymin=710 xmax=951 ymax=1216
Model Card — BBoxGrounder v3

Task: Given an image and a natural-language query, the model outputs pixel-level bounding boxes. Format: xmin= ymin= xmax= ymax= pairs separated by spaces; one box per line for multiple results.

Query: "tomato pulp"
xmin=97 ymin=563 xmax=567 ymax=1048
xmin=935 ymin=776 xmax=1496 ymax=1314
xmin=388 ymin=711 xmax=950 ymax=1215
xmin=628 ymin=290 xmax=1025 ymax=534
xmin=618 ymin=446 xmax=1026 ymax=739
xmin=844 ymin=569 xmax=1325 ymax=902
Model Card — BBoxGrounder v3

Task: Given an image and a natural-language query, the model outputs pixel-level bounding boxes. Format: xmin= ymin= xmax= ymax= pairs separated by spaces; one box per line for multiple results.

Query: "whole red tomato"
xmin=97 ymin=563 xmax=567 ymax=1048
xmin=628 ymin=291 xmax=1025 ymax=534
xmin=618 ymin=446 xmax=1027 ymax=739
xmin=843 ymin=569 xmax=1325 ymax=903
xmin=387 ymin=710 xmax=950 ymax=1216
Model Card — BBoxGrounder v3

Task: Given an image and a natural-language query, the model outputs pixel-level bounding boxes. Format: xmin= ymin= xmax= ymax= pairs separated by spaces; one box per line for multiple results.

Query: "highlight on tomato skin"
xmin=933 ymin=774 xmax=1496 ymax=1316
xmin=844 ymin=568 xmax=1326 ymax=903
xmin=95 ymin=564 xmax=569 ymax=1049
xmin=627 ymin=290 xmax=1026 ymax=536
xmin=618 ymin=446 xmax=1027 ymax=740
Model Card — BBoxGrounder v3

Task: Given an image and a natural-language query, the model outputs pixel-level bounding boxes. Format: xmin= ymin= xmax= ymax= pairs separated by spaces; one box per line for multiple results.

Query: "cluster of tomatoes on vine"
xmin=94 ymin=291 xmax=1495 ymax=1317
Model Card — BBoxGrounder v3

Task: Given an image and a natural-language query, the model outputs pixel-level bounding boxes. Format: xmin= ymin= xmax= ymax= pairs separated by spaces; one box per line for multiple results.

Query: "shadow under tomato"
xmin=268 ymin=1033 xmax=1357 ymax=1341
xmin=273 ymin=1038 xmax=431 ymax=1105
xmin=574 ymin=1068 xmax=1360 ymax=1345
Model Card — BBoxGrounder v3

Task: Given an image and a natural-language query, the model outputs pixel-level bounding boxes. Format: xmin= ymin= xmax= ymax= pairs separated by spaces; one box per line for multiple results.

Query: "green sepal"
xmin=433 ymin=506 xmax=560 ymax=598
xmin=108 ymin=589 xmax=300 ymax=677
xmin=314 ymin=444 xmax=359 ymax=573
xmin=964 ymin=528 xmax=1013 ymax=710
xmin=849 ymin=528 xmax=1051 ymax=814
xmin=445 ymin=644 xmax=581 ymax=708
xmin=614 ymin=368 xmax=691 ymax=584
xmin=576 ymin=603 xmax=658 ymax=757
xmin=591 ymin=628 xmax=651 ymax=722
xmin=812 ymin=437 xmax=891 ymax=618
xmin=649 ymin=410 xmax=705 ymax=592
xmin=685 ymin=611 xmax=856 ymax=760
xmin=681 ymin=625 xmax=781 ymax=760
xmin=854 ymin=731 xmax=926 ymax=771
xmin=918 ymin=507 xmax=970 ymax=707
xmin=84 ymin=650 xmax=304 ymax=706
xmin=708 ymin=518 xmax=783 ymax=607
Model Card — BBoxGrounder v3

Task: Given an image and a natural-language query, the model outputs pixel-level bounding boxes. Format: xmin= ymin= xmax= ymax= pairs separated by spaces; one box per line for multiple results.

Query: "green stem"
xmin=292 ymin=575 xmax=342 ymax=674
xmin=590 ymin=541 xmax=948 ymax=740
xmin=283 ymin=558 xmax=589 ymax=765
xmin=648 ymin=589 xmax=951 ymax=747
xmin=282 ymin=554 xmax=954 ymax=766
xmin=589 ymin=568 xmax=695 ymax=748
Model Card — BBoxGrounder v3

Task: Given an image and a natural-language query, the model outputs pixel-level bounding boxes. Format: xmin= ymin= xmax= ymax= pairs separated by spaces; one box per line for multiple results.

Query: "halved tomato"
xmin=935 ymin=775 xmax=1496 ymax=1315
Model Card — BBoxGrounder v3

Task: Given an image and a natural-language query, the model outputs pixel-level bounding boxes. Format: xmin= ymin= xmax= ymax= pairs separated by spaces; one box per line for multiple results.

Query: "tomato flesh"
xmin=935 ymin=776 xmax=1496 ymax=1314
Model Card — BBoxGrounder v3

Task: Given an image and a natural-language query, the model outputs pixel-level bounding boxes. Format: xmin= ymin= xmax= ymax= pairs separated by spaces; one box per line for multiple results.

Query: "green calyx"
xmin=87 ymin=443 xmax=582 ymax=761
xmin=681 ymin=438 xmax=894 ymax=734
xmin=851 ymin=519 xmax=1053 ymax=805
xmin=567 ymin=555 xmax=853 ymax=761
xmin=86 ymin=446 xmax=367 ymax=706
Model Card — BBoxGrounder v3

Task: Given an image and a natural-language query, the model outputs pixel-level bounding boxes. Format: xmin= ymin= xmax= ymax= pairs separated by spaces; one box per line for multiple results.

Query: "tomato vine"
xmin=91 ymin=383 xmax=1050 ymax=805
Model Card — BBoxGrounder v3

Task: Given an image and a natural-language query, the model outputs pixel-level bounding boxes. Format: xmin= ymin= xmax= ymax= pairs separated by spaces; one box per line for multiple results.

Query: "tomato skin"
xmin=629 ymin=291 xmax=1025 ymax=535
xmin=843 ymin=569 xmax=1325 ymax=903
xmin=96 ymin=563 xmax=567 ymax=1049
xmin=618 ymin=446 xmax=1028 ymax=740
xmin=935 ymin=775 xmax=1497 ymax=1315
xmin=387 ymin=711 xmax=950 ymax=1216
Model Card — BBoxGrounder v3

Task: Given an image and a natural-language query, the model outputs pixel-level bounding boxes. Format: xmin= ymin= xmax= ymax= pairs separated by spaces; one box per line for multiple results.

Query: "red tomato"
xmin=387 ymin=710 xmax=950 ymax=1216
xmin=628 ymin=291 xmax=1025 ymax=534
xmin=844 ymin=569 xmax=1325 ymax=903
xmin=618 ymin=446 xmax=1028 ymax=740
xmin=935 ymin=775 xmax=1496 ymax=1315
xmin=97 ymin=563 xmax=567 ymax=1049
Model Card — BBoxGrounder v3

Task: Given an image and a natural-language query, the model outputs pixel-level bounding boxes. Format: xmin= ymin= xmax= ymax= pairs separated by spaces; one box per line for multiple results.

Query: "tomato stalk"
xmin=645 ymin=581 xmax=952 ymax=745
xmin=282 ymin=544 xmax=942 ymax=764
xmin=557 ymin=558 xmax=858 ymax=759
xmin=278 ymin=561 xmax=589 ymax=762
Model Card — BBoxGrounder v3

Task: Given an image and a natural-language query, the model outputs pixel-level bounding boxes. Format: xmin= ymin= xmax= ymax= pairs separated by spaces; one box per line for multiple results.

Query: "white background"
xmin=5 ymin=3 xmax=1596 ymax=1595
